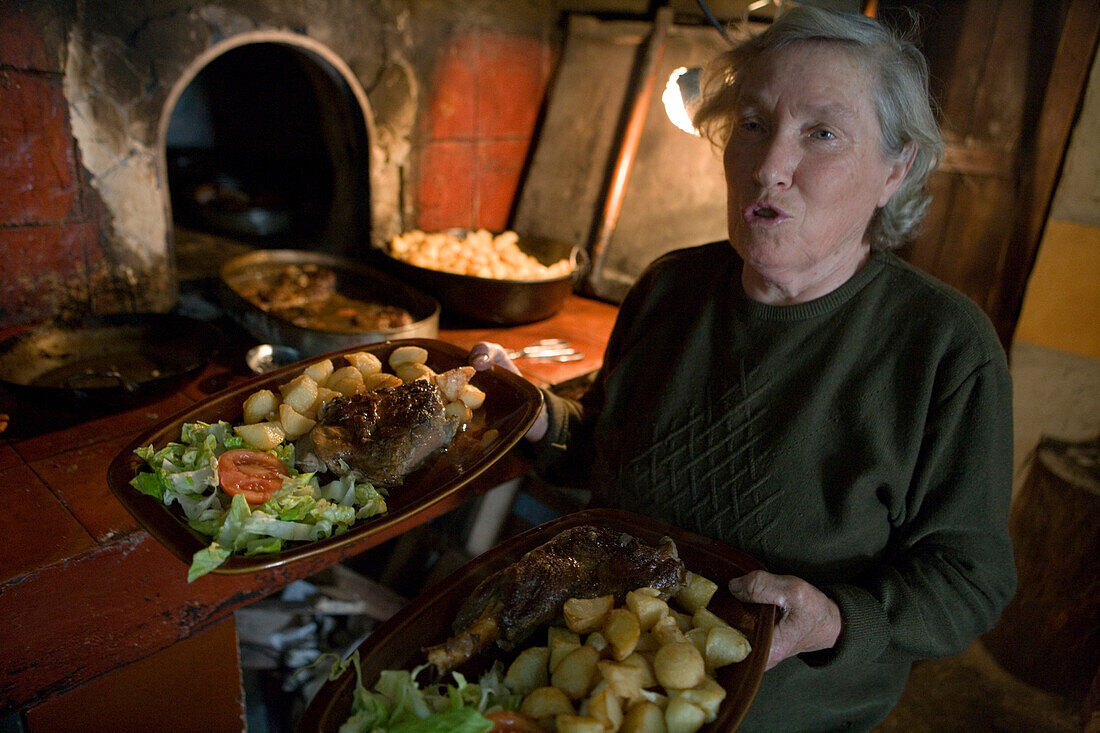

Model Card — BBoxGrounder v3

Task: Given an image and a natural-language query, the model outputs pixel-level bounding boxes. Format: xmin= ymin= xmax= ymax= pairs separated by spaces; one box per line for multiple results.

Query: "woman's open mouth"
xmin=743 ymin=201 xmax=789 ymax=225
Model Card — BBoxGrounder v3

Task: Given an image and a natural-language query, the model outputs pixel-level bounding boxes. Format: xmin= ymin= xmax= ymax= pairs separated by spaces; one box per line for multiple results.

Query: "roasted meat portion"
xmin=296 ymin=380 xmax=460 ymax=486
xmin=426 ymin=525 xmax=686 ymax=674
xmin=244 ymin=264 xmax=338 ymax=311
xmin=237 ymin=264 xmax=414 ymax=332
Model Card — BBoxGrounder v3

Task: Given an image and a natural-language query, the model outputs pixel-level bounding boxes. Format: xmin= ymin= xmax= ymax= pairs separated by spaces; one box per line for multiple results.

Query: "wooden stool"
xmin=983 ymin=434 xmax=1100 ymax=704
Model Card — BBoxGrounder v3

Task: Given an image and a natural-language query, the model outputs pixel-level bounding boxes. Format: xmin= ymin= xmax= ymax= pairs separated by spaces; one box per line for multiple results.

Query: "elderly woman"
xmin=471 ymin=6 xmax=1015 ymax=731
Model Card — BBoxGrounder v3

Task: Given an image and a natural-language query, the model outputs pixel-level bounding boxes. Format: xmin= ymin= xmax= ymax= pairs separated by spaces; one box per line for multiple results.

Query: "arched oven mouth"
xmin=163 ymin=36 xmax=373 ymax=282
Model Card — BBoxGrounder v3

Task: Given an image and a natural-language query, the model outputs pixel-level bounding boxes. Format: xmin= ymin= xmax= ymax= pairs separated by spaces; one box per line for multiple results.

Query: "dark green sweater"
xmin=537 ymin=243 xmax=1016 ymax=732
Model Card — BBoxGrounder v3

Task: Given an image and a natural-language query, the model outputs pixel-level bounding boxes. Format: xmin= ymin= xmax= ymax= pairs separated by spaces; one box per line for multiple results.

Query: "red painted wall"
xmin=0 ymin=3 xmax=105 ymax=326
xmin=416 ymin=30 xmax=554 ymax=232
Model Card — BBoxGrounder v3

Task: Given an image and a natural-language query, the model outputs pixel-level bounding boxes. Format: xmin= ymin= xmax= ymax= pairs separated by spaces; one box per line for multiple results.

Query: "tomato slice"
xmin=484 ymin=710 xmax=544 ymax=732
xmin=217 ymin=449 xmax=289 ymax=505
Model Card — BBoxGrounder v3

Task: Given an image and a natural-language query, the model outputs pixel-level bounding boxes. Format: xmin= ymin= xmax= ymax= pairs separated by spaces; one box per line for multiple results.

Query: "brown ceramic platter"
xmin=107 ymin=339 xmax=543 ymax=574
xmin=298 ymin=507 xmax=777 ymax=732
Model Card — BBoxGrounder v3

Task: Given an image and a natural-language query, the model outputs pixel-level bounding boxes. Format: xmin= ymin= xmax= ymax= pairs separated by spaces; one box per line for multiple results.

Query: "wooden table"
xmin=0 ymin=294 xmax=617 ymax=728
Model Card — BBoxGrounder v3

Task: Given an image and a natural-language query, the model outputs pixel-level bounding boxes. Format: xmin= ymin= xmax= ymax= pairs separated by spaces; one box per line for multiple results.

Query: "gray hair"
xmin=694 ymin=6 xmax=944 ymax=250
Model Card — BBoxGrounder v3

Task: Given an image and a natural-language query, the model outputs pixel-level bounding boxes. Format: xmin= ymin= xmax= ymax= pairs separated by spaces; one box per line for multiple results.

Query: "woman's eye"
xmin=811 ymin=128 xmax=836 ymax=140
xmin=739 ymin=119 xmax=763 ymax=134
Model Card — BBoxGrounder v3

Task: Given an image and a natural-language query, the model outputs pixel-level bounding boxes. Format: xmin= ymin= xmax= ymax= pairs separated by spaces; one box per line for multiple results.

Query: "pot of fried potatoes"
xmin=379 ymin=229 xmax=587 ymax=325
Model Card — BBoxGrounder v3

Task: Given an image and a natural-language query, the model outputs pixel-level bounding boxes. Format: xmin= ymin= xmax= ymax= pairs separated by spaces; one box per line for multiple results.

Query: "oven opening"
xmin=166 ymin=41 xmax=371 ymax=279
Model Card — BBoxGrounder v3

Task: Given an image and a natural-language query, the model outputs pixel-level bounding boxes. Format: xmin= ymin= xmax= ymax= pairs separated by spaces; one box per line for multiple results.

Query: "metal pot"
xmin=0 ymin=313 xmax=224 ymax=403
xmin=218 ymin=249 xmax=440 ymax=358
xmin=374 ymin=232 xmax=588 ymax=325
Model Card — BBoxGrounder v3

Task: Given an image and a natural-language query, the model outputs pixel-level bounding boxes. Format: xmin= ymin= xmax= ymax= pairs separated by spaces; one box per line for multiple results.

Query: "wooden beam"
xmin=587 ymin=7 xmax=673 ymax=291
xmin=939 ymin=145 xmax=1016 ymax=178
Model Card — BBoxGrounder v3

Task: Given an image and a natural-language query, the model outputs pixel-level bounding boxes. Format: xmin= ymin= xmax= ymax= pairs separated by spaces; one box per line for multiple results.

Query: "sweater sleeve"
xmin=532 ymin=387 xmax=586 ymax=485
xmin=810 ymin=349 xmax=1017 ymax=668
xmin=530 ymin=250 xmax=677 ymax=489
xmin=531 ymin=312 xmax=624 ymax=489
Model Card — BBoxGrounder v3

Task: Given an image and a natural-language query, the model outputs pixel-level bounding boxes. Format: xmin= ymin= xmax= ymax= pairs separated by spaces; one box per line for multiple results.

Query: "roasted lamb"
xmin=426 ymin=525 xmax=686 ymax=674
xmin=296 ymin=380 xmax=461 ymax=486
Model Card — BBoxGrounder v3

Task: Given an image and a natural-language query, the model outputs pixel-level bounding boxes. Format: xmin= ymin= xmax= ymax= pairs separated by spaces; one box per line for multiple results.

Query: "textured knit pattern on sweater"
xmin=537 ymin=243 xmax=1016 ymax=732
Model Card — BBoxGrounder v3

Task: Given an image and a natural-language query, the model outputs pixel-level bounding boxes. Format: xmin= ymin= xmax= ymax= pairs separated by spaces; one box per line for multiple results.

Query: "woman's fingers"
xmin=467 ymin=341 xmax=548 ymax=442
xmin=729 ymin=570 xmax=842 ymax=670
xmin=467 ymin=341 xmax=522 ymax=375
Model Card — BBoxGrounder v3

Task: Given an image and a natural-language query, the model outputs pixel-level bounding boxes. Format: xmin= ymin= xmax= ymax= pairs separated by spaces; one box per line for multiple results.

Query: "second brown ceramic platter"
xmin=299 ymin=507 xmax=776 ymax=732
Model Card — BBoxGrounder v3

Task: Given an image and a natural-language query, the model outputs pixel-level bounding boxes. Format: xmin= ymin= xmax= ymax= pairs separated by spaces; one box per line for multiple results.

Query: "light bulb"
xmin=663 ymin=67 xmax=702 ymax=136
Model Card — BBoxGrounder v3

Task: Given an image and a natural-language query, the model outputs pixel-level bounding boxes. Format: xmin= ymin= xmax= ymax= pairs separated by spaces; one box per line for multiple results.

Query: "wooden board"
xmin=513 ymin=15 xmax=643 ymax=256
xmin=513 ymin=15 xmax=736 ymax=303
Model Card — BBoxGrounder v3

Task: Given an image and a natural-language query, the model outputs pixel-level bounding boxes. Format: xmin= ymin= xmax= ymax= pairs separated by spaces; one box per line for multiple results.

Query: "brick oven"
xmin=0 ymin=0 xmax=558 ymax=328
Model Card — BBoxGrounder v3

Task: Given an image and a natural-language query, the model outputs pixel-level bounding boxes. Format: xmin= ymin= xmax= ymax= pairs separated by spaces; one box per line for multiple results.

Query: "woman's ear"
xmin=878 ymin=142 xmax=917 ymax=207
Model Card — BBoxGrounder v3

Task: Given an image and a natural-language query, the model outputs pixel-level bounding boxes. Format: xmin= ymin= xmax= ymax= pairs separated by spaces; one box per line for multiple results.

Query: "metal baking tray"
xmin=219 ymin=249 xmax=440 ymax=358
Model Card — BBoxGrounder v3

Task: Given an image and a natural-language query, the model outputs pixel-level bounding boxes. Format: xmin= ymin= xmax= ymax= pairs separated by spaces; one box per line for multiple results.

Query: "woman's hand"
xmin=468 ymin=341 xmax=548 ymax=442
xmin=728 ymin=570 xmax=842 ymax=670
xmin=468 ymin=341 xmax=523 ymax=375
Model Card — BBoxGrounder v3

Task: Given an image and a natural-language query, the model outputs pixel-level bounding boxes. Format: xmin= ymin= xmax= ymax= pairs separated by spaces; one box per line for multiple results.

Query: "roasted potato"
xmin=389 ymin=228 xmax=572 ymax=280
xmin=653 ymin=642 xmax=706 ymax=691
xmin=394 ymin=361 xmax=434 ymax=383
xmin=467 ymin=575 xmax=751 ymax=733
xmin=279 ymin=373 xmax=320 ymax=415
xmin=308 ymin=386 xmax=342 ymax=418
xmin=506 ymin=646 xmax=550 ymax=696
xmin=675 ymin=573 xmax=718 ymax=615
xmin=620 ymin=652 xmax=658 ymax=688
xmin=585 ymin=631 xmax=608 ymax=654
xmin=691 ymin=608 xmax=731 ymax=632
xmin=233 ymin=421 xmax=285 ymax=451
xmin=564 ymin=594 xmax=614 ymax=634
xmin=302 ymin=358 xmax=334 ymax=384
xmin=671 ymin=678 xmax=726 ymax=723
xmin=670 ymin=609 xmax=694 ymax=632
xmin=278 ymin=403 xmax=316 ymax=440
xmin=597 ymin=659 xmax=649 ymax=701
xmin=437 ymin=366 xmax=476 ymax=402
xmin=633 ymin=632 xmax=661 ymax=654
xmin=704 ymin=626 xmax=751 ymax=669
xmin=664 ymin=696 xmax=707 ymax=733
xmin=243 ymin=388 xmax=279 ymax=425
xmin=627 ymin=588 xmax=670 ymax=631
xmin=552 ymin=645 xmax=600 ymax=701
xmin=458 ymin=383 xmax=486 ymax=409
xmin=548 ymin=627 xmax=582 ymax=672
xmin=520 ymin=686 xmax=574 ymax=720
xmin=650 ymin=614 xmax=688 ymax=646
xmin=345 ymin=351 xmax=382 ymax=377
xmin=582 ymin=683 xmax=623 ymax=731
xmin=684 ymin=627 xmax=708 ymax=658
xmin=363 ymin=372 xmax=402 ymax=392
xmin=555 ymin=714 xmax=606 ymax=733
xmin=444 ymin=400 xmax=472 ymax=427
xmin=604 ymin=608 xmax=642 ymax=661
xmin=327 ymin=366 xmax=365 ymax=396
xmin=388 ymin=345 xmax=428 ymax=368
xmin=621 ymin=700 xmax=667 ymax=733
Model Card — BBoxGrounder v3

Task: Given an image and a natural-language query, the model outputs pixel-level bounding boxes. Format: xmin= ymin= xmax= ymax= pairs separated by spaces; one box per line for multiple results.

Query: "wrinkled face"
xmin=724 ymin=41 xmax=910 ymax=301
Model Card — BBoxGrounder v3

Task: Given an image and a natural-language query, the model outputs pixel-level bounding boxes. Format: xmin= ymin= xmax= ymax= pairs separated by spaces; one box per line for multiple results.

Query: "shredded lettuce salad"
xmin=130 ymin=420 xmax=388 ymax=581
xmin=329 ymin=651 xmax=521 ymax=733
